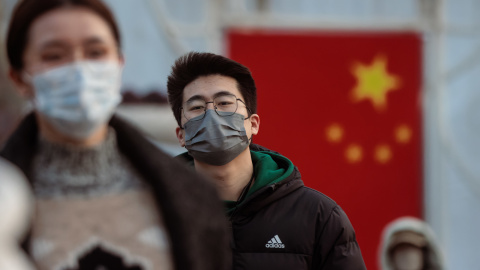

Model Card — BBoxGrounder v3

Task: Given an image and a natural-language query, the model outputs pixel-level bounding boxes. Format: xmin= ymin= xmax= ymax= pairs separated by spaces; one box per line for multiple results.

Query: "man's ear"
xmin=9 ymin=68 xmax=33 ymax=98
xmin=176 ymin=126 xmax=186 ymax=147
xmin=249 ymin=114 xmax=260 ymax=136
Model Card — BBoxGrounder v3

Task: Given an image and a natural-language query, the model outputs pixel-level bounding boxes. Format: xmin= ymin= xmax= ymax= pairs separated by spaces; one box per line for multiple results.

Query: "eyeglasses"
xmin=181 ymin=94 xmax=250 ymax=121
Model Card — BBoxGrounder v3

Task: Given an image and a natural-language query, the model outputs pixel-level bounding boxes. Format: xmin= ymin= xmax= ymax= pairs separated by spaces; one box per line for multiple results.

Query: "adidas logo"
xmin=265 ymin=235 xmax=285 ymax=248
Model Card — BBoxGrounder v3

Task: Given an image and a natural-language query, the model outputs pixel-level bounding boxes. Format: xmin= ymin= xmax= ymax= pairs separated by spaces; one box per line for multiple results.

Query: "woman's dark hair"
xmin=6 ymin=0 xmax=121 ymax=71
xmin=167 ymin=52 xmax=257 ymax=127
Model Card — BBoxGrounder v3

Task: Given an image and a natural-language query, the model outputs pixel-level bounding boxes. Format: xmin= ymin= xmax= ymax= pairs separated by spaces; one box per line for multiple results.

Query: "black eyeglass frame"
xmin=180 ymin=94 xmax=251 ymax=121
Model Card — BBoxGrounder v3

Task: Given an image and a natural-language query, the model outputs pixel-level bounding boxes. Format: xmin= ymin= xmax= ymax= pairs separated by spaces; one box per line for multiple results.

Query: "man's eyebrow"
xmin=185 ymin=95 xmax=206 ymax=103
xmin=213 ymin=91 xmax=235 ymax=99
xmin=185 ymin=91 xmax=236 ymax=104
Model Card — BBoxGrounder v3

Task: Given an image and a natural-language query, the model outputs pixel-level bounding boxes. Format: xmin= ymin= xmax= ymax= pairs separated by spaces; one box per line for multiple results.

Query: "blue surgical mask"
xmin=27 ymin=61 xmax=122 ymax=139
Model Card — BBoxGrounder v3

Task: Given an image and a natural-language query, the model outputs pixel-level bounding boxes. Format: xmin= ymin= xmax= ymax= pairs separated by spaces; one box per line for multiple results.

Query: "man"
xmin=167 ymin=51 xmax=367 ymax=269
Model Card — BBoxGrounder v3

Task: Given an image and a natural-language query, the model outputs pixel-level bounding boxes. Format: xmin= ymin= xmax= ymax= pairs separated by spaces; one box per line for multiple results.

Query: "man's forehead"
xmin=182 ymin=75 xmax=242 ymax=101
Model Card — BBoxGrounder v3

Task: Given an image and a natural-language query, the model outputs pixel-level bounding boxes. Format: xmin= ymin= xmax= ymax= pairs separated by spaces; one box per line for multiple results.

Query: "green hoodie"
xmin=224 ymin=150 xmax=294 ymax=215
xmin=176 ymin=150 xmax=295 ymax=214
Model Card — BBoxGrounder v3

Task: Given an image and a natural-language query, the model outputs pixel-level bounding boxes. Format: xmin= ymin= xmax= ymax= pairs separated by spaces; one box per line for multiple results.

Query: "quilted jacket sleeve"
xmin=314 ymin=205 xmax=367 ymax=270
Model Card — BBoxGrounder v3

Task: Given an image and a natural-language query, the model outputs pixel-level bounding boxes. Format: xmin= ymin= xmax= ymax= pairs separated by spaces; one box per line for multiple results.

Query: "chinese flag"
xmin=228 ymin=29 xmax=422 ymax=270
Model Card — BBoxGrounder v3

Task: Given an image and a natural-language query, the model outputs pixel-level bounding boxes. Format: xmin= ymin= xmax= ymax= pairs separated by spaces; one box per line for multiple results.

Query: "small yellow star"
xmin=326 ymin=124 xmax=344 ymax=143
xmin=395 ymin=124 xmax=412 ymax=144
xmin=375 ymin=144 xmax=392 ymax=164
xmin=351 ymin=54 xmax=401 ymax=111
xmin=346 ymin=144 xmax=363 ymax=164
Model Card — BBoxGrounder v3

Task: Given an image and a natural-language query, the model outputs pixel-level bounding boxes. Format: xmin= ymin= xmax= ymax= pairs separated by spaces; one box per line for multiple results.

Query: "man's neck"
xmin=194 ymin=148 xmax=254 ymax=201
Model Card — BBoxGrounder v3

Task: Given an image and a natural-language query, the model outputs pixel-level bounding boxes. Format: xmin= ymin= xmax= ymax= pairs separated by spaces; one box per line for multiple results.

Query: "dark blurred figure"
xmin=0 ymin=1 xmax=230 ymax=269
xmin=379 ymin=217 xmax=444 ymax=270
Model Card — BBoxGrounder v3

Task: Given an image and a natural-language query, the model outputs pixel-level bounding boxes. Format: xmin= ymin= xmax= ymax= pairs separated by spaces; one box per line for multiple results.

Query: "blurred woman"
xmin=0 ymin=0 xmax=229 ymax=269
xmin=379 ymin=217 xmax=444 ymax=270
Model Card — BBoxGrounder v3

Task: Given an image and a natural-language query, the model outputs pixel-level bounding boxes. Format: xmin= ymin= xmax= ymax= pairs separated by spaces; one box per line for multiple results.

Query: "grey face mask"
xmin=183 ymin=109 xmax=250 ymax=166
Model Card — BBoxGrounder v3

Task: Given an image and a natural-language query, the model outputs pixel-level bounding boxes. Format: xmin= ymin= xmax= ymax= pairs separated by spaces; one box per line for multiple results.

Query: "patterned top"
xmin=30 ymin=130 xmax=173 ymax=270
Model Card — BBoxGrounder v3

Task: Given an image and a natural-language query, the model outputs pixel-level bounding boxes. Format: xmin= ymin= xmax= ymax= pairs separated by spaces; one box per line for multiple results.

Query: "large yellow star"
xmin=350 ymin=54 xmax=400 ymax=111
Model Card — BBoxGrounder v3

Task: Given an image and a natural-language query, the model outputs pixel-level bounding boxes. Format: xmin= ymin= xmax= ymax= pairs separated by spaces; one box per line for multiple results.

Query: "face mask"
xmin=28 ymin=61 xmax=122 ymax=139
xmin=183 ymin=110 xmax=250 ymax=166
xmin=391 ymin=245 xmax=424 ymax=270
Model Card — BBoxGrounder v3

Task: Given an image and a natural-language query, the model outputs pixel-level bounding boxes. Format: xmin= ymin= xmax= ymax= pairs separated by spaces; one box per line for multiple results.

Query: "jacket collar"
xmin=175 ymin=144 xmax=304 ymax=218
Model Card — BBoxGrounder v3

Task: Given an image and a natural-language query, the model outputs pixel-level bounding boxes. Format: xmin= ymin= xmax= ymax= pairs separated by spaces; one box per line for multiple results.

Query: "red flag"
xmin=228 ymin=29 xmax=422 ymax=270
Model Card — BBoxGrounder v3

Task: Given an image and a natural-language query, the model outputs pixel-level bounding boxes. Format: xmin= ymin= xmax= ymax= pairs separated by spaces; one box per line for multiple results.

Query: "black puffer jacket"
xmin=229 ymin=144 xmax=366 ymax=270
xmin=0 ymin=113 xmax=231 ymax=270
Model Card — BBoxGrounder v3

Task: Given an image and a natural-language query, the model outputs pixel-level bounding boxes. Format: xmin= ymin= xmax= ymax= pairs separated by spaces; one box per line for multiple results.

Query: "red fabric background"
xmin=228 ymin=29 xmax=423 ymax=270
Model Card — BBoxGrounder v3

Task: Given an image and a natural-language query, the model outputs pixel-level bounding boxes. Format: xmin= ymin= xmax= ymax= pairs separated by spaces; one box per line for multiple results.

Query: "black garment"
xmin=179 ymin=144 xmax=366 ymax=270
xmin=232 ymin=144 xmax=366 ymax=270
xmin=1 ymin=113 xmax=231 ymax=270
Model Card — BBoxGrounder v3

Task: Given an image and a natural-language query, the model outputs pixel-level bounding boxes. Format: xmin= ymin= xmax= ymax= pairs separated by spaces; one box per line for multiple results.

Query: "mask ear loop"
xmin=20 ymin=72 xmax=38 ymax=113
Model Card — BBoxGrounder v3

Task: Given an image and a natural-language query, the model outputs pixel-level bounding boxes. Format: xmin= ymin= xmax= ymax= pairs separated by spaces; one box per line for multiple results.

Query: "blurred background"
xmin=1 ymin=0 xmax=479 ymax=269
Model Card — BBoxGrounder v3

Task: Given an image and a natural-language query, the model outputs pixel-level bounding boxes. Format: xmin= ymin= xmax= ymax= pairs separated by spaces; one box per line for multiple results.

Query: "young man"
xmin=167 ymin=52 xmax=367 ymax=269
